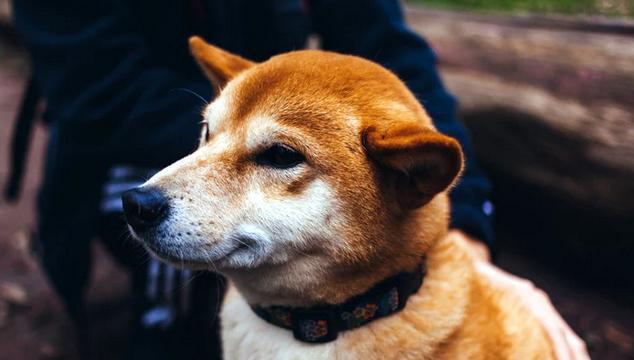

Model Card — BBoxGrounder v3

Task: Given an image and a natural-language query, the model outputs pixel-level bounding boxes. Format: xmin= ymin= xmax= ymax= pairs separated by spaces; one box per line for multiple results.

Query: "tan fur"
xmin=222 ymin=232 xmax=553 ymax=359
xmin=137 ymin=37 xmax=555 ymax=359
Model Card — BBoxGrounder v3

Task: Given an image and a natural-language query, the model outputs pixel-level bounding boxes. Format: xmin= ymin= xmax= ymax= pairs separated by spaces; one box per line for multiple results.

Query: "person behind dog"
xmin=10 ymin=0 xmax=586 ymax=359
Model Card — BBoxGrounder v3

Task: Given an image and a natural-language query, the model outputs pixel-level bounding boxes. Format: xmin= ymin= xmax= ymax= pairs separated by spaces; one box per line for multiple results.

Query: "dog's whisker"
xmin=179 ymin=270 xmax=203 ymax=290
xmin=170 ymin=87 xmax=209 ymax=105
xmin=233 ymin=238 xmax=256 ymax=252
xmin=288 ymin=243 xmax=318 ymax=259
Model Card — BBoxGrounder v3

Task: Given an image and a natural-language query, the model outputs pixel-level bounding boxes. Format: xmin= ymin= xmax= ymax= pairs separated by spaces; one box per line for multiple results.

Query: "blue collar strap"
xmin=251 ymin=262 xmax=426 ymax=343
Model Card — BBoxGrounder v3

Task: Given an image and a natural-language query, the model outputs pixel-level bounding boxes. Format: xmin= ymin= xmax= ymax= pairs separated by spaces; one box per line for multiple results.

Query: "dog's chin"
xmin=127 ymin=224 xmax=281 ymax=270
xmin=143 ymin=243 xmax=218 ymax=270
xmin=137 ymin=235 xmax=270 ymax=271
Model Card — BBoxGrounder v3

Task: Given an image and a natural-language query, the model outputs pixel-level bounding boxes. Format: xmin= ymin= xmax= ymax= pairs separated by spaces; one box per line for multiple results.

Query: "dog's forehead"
xmin=203 ymin=91 xmax=306 ymax=148
xmin=203 ymin=79 xmax=357 ymax=147
xmin=201 ymin=51 xmax=427 ymax=152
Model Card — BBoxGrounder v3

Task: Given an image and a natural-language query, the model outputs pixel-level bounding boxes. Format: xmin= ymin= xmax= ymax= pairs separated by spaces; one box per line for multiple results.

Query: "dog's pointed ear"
xmin=364 ymin=123 xmax=464 ymax=209
xmin=189 ymin=36 xmax=255 ymax=89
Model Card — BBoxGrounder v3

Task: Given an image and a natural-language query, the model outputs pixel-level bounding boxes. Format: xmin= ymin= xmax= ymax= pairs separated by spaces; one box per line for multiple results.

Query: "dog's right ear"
xmin=189 ymin=36 xmax=255 ymax=90
xmin=364 ymin=122 xmax=464 ymax=210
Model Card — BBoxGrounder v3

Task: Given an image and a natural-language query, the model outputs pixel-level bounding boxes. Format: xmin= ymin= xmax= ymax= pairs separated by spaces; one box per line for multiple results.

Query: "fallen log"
xmin=444 ymin=69 xmax=634 ymax=216
xmin=405 ymin=7 xmax=634 ymax=216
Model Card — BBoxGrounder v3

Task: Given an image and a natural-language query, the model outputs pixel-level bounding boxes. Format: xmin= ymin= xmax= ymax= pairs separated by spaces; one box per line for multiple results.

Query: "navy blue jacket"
xmin=12 ymin=0 xmax=493 ymax=309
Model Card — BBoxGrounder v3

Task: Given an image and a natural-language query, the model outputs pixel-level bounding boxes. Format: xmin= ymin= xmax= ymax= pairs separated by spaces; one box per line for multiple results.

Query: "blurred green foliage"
xmin=409 ymin=0 xmax=634 ymax=16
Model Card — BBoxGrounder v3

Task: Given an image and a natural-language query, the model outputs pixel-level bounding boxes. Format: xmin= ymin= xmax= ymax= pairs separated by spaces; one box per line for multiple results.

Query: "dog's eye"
xmin=256 ymin=144 xmax=305 ymax=169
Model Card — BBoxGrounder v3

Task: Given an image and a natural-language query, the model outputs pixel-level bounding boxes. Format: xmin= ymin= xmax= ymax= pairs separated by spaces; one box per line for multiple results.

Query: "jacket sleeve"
xmin=308 ymin=0 xmax=494 ymax=247
xmin=12 ymin=0 xmax=210 ymax=168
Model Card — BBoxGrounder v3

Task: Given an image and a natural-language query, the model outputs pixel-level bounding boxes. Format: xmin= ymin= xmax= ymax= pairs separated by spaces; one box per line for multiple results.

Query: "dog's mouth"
xmin=139 ymin=232 xmax=256 ymax=270
xmin=142 ymin=242 xmax=190 ymax=264
xmin=128 ymin=221 xmax=277 ymax=270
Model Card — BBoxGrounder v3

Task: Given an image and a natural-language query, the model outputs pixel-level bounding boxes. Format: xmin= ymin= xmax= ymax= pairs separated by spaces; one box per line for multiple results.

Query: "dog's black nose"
xmin=122 ymin=187 xmax=169 ymax=233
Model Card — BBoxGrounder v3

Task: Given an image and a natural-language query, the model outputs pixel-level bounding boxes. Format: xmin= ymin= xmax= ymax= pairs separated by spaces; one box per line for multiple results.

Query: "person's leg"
xmin=36 ymin=130 xmax=106 ymax=359
xmin=35 ymin=227 xmax=92 ymax=359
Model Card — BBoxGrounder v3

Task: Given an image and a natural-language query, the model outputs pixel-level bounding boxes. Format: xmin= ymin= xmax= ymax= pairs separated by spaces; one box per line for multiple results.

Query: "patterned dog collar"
xmin=251 ymin=263 xmax=426 ymax=343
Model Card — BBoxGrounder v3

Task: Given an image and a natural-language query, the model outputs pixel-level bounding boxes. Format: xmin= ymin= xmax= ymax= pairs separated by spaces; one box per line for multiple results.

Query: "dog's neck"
xmin=220 ymin=232 xmax=475 ymax=358
xmin=226 ymin=257 xmax=421 ymax=308
xmin=250 ymin=262 xmax=426 ymax=343
xmin=225 ymin=216 xmax=447 ymax=308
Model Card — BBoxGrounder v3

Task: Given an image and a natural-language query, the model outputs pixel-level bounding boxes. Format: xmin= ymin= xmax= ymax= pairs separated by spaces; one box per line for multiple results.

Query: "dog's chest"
xmin=221 ymin=286 xmax=336 ymax=360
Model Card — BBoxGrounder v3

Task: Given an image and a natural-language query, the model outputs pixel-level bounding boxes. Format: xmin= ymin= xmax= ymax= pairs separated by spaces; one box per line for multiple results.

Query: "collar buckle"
xmin=291 ymin=308 xmax=338 ymax=343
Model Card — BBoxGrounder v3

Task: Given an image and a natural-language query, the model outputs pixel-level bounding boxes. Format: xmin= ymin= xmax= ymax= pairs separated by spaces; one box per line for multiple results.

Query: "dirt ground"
xmin=1 ymin=40 xmax=633 ymax=359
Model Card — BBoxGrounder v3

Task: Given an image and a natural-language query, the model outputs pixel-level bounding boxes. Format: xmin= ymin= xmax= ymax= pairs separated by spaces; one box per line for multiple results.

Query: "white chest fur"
xmin=221 ymin=285 xmax=336 ymax=360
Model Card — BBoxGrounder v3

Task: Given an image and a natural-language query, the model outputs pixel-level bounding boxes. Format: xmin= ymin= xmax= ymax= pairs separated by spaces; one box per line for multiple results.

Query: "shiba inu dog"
xmin=123 ymin=36 xmax=554 ymax=359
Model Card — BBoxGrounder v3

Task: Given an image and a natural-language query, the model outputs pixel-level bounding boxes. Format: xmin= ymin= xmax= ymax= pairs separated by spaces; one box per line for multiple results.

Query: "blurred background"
xmin=1 ymin=0 xmax=633 ymax=359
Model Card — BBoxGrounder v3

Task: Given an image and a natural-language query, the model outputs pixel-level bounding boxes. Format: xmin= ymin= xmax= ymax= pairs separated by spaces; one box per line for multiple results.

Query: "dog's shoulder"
xmin=435 ymin=234 xmax=555 ymax=359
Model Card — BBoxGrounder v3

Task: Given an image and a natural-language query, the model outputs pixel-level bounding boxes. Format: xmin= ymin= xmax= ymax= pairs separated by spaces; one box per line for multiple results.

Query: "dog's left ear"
xmin=189 ymin=36 xmax=255 ymax=89
xmin=364 ymin=123 xmax=464 ymax=209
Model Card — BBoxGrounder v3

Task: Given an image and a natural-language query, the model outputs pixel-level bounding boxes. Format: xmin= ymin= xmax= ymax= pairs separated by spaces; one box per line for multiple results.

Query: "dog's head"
xmin=123 ymin=37 xmax=463 ymax=304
